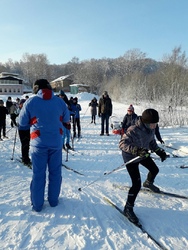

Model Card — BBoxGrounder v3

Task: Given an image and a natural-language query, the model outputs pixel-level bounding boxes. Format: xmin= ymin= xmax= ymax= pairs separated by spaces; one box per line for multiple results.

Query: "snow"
xmin=0 ymin=92 xmax=188 ymax=250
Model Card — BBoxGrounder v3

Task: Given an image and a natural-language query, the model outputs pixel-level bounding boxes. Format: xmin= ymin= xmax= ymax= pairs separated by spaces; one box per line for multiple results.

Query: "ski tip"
xmin=78 ymin=188 xmax=82 ymax=191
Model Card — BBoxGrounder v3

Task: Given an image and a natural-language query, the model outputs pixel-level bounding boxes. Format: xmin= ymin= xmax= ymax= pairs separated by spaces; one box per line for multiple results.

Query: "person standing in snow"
xmin=98 ymin=91 xmax=112 ymax=136
xmin=70 ymin=97 xmax=81 ymax=138
xmin=121 ymin=104 xmax=138 ymax=136
xmin=18 ymin=98 xmax=31 ymax=166
xmin=58 ymin=91 xmax=72 ymax=150
xmin=119 ymin=108 xmax=167 ymax=224
xmin=19 ymin=79 xmax=70 ymax=212
xmin=0 ymin=100 xmax=8 ymax=140
xmin=89 ymin=97 xmax=98 ymax=124
xmin=155 ymin=124 xmax=164 ymax=144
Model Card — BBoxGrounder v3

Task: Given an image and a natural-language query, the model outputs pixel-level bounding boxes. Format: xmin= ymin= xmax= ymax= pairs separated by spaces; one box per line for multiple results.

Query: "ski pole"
xmin=164 ymin=144 xmax=188 ymax=155
xmin=6 ymin=127 xmax=13 ymax=134
xmin=11 ymin=127 xmax=18 ymax=160
xmin=78 ymin=156 xmax=142 ymax=192
xmin=81 ymin=106 xmax=89 ymax=119
xmin=65 ymin=147 xmax=68 ymax=162
xmin=103 ymin=156 xmax=142 ymax=175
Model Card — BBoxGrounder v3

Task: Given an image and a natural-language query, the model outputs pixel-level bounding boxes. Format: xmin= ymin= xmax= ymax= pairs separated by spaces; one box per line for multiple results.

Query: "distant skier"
xmin=119 ymin=109 xmax=167 ymax=224
xmin=70 ymin=97 xmax=81 ymax=138
xmin=0 ymin=99 xmax=8 ymax=140
xmin=89 ymin=97 xmax=98 ymax=124
xmin=121 ymin=104 xmax=138 ymax=136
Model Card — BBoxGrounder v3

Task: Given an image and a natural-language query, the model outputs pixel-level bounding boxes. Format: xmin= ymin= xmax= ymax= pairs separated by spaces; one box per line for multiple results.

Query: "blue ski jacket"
xmin=19 ymin=89 xmax=70 ymax=149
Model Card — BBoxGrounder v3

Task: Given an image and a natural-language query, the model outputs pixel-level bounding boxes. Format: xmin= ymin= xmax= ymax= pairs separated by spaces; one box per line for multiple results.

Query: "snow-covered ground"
xmin=0 ymin=92 xmax=188 ymax=250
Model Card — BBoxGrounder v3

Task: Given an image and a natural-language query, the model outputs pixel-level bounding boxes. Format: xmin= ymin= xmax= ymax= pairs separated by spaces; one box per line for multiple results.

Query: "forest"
xmin=0 ymin=46 xmax=188 ymax=126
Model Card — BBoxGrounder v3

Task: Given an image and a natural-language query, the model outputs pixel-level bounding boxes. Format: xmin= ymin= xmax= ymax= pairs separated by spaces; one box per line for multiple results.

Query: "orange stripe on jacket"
xmin=31 ymin=130 xmax=40 ymax=139
xmin=30 ymin=116 xmax=37 ymax=125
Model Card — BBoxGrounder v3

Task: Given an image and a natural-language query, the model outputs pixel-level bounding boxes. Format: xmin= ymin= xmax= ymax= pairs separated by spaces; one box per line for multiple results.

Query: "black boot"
xmin=143 ymin=180 xmax=160 ymax=193
xmin=123 ymin=202 xmax=139 ymax=224
xmin=66 ymin=143 xmax=72 ymax=149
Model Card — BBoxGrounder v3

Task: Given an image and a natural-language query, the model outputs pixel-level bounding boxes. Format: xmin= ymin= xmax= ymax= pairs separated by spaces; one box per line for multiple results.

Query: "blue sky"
xmin=0 ymin=0 xmax=188 ymax=64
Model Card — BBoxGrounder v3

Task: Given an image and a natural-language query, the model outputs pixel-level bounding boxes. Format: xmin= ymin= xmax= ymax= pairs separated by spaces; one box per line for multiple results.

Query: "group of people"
xmin=58 ymin=90 xmax=82 ymax=150
xmin=88 ymin=91 xmax=113 ymax=136
xmin=2 ymin=80 xmax=168 ymax=222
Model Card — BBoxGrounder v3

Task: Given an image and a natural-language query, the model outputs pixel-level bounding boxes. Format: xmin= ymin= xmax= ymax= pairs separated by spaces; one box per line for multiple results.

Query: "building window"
xmin=0 ymin=88 xmax=2 ymax=92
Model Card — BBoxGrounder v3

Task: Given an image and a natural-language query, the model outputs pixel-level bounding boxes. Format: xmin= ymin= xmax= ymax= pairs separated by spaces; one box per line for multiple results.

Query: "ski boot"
xmin=143 ymin=180 xmax=160 ymax=193
xmin=123 ymin=202 xmax=139 ymax=224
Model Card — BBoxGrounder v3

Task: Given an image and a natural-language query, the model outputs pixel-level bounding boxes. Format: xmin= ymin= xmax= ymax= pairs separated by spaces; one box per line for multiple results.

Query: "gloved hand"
xmin=160 ymin=140 xmax=164 ymax=144
xmin=137 ymin=148 xmax=150 ymax=158
xmin=155 ymin=148 xmax=167 ymax=162
xmin=63 ymin=122 xmax=71 ymax=130
xmin=132 ymin=147 xmax=150 ymax=158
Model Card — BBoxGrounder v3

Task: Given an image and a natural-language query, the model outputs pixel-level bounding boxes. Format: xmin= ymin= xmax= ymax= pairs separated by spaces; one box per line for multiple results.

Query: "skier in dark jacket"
xmin=119 ymin=109 xmax=167 ymax=224
xmin=70 ymin=97 xmax=82 ymax=138
xmin=0 ymin=100 xmax=8 ymax=140
xmin=121 ymin=104 xmax=138 ymax=135
xmin=89 ymin=97 xmax=98 ymax=124
xmin=6 ymin=96 xmax=13 ymax=114
xmin=98 ymin=91 xmax=112 ymax=136
xmin=59 ymin=90 xmax=70 ymax=109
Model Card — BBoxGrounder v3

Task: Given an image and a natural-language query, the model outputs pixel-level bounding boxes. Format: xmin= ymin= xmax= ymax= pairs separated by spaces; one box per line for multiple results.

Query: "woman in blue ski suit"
xmin=19 ymin=79 xmax=70 ymax=212
xmin=70 ymin=97 xmax=81 ymax=138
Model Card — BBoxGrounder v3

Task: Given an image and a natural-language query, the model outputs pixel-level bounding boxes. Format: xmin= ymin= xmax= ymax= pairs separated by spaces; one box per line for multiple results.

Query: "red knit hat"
xmin=127 ymin=104 xmax=134 ymax=112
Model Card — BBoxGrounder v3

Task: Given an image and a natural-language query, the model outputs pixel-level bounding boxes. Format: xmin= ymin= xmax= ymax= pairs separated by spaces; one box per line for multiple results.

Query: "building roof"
xmin=51 ymin=74 xmax=73 ymax=82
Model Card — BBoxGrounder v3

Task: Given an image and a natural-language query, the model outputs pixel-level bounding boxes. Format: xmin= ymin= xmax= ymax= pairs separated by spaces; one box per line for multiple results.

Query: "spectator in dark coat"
xmin=9 ymin=102 xmax=18 ymax=127
xmin=6 ymin=96 xmax=13 ymax=114
xmin=0 ymin=100 xmax=8 ymax=140
xmin=121 ymin=104 xmax=138 ymax=135
xmin=59 ymin=90 xmax=70 ymax=108
xmin=98 ymin=91 xmax=112 ymax=136
xmin=89 ymin=97 xmax=98 ymax=124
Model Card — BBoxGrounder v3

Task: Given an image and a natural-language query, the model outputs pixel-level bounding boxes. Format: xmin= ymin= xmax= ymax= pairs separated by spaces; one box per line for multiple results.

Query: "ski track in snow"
xmin=0 ymin=93 xmax=188 ymax=250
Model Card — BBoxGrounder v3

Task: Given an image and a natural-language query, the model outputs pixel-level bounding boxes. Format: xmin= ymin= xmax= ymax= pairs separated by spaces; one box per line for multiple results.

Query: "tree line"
xmin=0 ymin=46 xmax=188 ymax=126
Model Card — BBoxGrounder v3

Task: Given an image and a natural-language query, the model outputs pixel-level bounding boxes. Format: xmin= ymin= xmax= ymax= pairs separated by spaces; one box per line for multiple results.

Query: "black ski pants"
xmin=101 ymin=114 xmax=110 ymax=134
xmin=122 ymin=152 xmax=159 ymax=206
xmin=18 ymin=129 xmax=30 ymax=163
xmin=0 ymin=119 xmax=6 ymax=137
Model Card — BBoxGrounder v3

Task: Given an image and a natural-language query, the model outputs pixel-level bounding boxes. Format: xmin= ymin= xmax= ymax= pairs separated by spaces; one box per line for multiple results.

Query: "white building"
xmin=0 ymin=72 xmax=23 ymax=95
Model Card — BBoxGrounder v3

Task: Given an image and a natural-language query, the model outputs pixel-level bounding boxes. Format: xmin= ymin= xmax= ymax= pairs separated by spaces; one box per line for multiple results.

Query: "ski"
xmin=63 ymin=148 xmax=84 ymax=156
xmin=62 ymin=163 xmax=84 ymax=176
xmin=179 ymin=165 xmax=188 ymax=169
xmin=113 ymin=184 xmax=188 ymax=200
xmin=103 ymin=196 xmax=167 ymax=250
xmin=15 ymin=158 xmax=32 ymax=169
